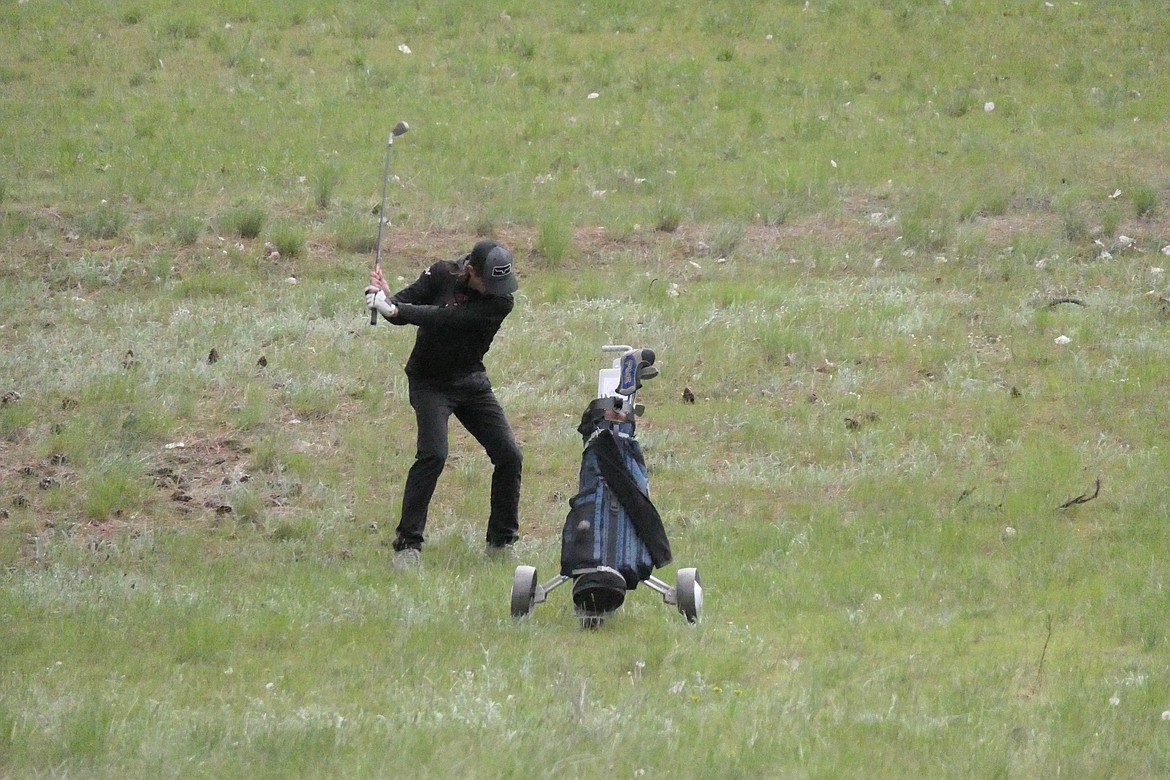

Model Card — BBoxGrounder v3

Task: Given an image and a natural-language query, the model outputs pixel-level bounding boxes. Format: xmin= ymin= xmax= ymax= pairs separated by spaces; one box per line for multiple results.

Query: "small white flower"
xmin=1161 ymin=245 xmax=1170 ymax=256
xmin=1055 ymin=335 xmax=1071 ymax=345
xmin=830 ymin=159 xmax=838 ymax=168
xmin=1118 ymin=235 xmax=1134 ymax=247
xmin=587 ymin=92 xmax=600 ymax=100
xmin=1004 ymin=526 xmax=1017 ymax=538
xmin=1162 ymin=710 xmax=1170 ymax=721
xmin=397 ymin=44 xmax=412 ymax=54
xmin=1151 ymin=267 xmax=1164 ymax=275
xmin=872 ymin=593 xmax=882 ymax=601
xmin=1099 ymin=251 xmax=1114 ymax=261
xmin=984 ymin=101 xmax=995 ymax=112
xmin=1109 ymin=695 xmax=1120 ymax=707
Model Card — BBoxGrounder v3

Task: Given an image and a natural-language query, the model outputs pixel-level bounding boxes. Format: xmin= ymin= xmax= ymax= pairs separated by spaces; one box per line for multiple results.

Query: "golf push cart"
xmin=510 ymin=345 xmax=703 ymax=627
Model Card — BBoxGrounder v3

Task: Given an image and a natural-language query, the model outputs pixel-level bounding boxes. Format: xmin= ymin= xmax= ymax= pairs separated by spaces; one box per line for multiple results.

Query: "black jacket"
xmin=386 ymin=259 xmax=514 ymax=382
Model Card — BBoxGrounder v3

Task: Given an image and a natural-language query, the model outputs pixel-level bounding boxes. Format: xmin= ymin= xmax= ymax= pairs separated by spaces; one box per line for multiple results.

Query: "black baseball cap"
xmin=469 ymin=239 xmax=518 ymax=296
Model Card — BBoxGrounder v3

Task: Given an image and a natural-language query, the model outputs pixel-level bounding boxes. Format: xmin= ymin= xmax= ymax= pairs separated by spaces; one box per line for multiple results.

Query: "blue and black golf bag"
xmin=509 ymin=346 xmax=702 ymax=625
xmin=559 ymin=397 xmax=673 ymax=616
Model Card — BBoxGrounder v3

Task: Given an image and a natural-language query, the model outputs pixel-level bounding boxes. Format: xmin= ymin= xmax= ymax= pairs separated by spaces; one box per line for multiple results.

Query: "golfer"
xmin=365 ymin=239 xmax=522 ymax=567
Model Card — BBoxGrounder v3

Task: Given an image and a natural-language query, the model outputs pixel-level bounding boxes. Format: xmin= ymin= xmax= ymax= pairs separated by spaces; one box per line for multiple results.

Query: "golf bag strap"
xmin=589 ymin=430 xmax=673 ymax=568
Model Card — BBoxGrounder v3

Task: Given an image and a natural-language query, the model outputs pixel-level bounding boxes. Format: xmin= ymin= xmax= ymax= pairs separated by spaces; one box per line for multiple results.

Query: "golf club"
xmin=370 ymin=120 xmax=410 ymax=325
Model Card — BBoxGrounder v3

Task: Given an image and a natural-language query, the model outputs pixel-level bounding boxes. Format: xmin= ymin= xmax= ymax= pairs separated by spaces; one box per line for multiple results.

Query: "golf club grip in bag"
xmin=560 ymin=402 xmax=672 ymax=588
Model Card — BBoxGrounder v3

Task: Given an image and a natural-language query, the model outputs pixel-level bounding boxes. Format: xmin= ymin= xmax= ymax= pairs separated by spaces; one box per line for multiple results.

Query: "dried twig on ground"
xmin=1057 ymin=477 xmax=1101 ymax=509
xmin=1034 ymin=613 xmax=1053 ymax=691
xmin=1045 ymin=297 xmax=1087 ymax=308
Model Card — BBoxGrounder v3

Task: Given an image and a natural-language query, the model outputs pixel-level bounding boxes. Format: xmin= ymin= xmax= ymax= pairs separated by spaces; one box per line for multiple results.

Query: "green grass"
xmin=268 ymin=220 xmax=307 ymax=258
xmin=3 ymin=0 xmax=1170 ymax=777
xmin=222 ymin=205 xmax=267 ymax=240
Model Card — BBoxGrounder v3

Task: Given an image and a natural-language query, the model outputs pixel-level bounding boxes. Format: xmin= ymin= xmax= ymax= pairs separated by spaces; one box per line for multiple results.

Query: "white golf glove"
xmin=365 ymin=287 xmax=398 ymax=318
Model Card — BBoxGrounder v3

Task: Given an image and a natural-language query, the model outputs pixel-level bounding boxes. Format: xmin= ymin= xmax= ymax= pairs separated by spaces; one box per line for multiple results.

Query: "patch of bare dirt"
xmin=149 ymin=435 xmax=253 ymax=516
xmin=375 ymin=203 xmax=1148 ymax=271
xmin=151 ymin=434 xmax=305 ymax=521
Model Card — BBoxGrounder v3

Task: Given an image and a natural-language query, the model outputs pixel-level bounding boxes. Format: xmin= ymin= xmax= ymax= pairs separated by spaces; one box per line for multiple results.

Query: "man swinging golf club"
xmin=365 ymin=239 xmax=522 ymax=567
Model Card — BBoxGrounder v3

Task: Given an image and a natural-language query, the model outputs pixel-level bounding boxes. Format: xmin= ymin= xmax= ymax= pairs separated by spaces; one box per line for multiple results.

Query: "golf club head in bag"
xmin=616 ymin=348 xmax=657 ymax=397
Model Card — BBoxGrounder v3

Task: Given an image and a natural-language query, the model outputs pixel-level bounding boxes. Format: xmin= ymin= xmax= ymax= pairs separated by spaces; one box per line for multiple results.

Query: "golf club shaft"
xmin=370 ymin=134 xmax=395 ymax=326
xmin=369 ymin=121 xmax=409 ymax=325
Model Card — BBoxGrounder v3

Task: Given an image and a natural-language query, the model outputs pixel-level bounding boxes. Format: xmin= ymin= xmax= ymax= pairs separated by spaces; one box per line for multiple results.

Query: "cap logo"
xmin=491 ymin=263 xmax=512 ymax=278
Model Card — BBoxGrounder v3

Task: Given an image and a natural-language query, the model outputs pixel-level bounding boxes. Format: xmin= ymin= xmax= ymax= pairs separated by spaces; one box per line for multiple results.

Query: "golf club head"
xmin=391 ymin=121 xmax=409 ymax=141
xmin=616 ymin=348 xmax=657 ymax=396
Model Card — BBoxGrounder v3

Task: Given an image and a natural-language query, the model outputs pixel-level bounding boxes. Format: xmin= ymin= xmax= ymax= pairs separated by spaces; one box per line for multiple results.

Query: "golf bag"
xmin=509 ymin=346 xmax=702 ymax=625
xmin=559 ymin=397 xmax=673 ymax=614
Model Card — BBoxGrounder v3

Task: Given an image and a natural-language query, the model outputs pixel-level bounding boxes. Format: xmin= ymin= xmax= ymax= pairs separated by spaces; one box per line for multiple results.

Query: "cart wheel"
xmin=676 ymin=567 xmax=702 ymax=623
xmin=510 ymin=565 xmax=538 ymax=618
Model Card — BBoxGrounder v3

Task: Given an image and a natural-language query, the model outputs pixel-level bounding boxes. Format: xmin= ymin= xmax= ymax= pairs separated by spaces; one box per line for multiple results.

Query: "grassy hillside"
xmin=3 ymin=0 xmax=1168 ymax=238
xmin=3 ymin=1 xmax=1170 ymax=777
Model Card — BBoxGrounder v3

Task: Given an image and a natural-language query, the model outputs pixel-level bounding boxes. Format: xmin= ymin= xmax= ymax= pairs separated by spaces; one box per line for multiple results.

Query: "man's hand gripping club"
xmin=366 ymin=266 xmax=398 ymax=320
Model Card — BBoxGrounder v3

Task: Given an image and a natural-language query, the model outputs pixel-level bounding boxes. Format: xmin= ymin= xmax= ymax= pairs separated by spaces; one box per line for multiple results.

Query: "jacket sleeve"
xmin=387 ymin=262 xmax=446 ymax=325
xmin=394 ymin=295 xmax=513 ymax=330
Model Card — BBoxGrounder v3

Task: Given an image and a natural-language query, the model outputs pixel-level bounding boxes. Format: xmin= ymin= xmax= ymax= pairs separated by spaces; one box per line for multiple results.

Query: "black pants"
xmin=394 ymin=372 xmax=522 ymax=550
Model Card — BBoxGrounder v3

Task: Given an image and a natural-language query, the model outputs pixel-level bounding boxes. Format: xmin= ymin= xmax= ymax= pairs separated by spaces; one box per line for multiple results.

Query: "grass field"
xmin=3 ymin=1 xmax=1170 ymax=777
